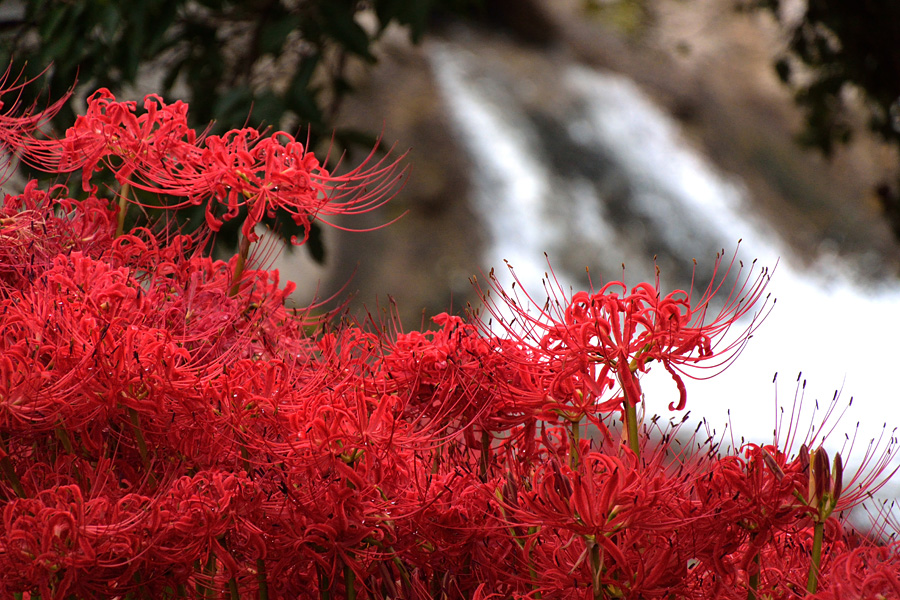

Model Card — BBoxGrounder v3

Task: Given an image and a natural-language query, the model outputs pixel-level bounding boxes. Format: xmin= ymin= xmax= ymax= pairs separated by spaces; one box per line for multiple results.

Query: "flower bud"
xmin=831 ymin=451 xmax=843 ymax=505
xmin=811 ymin=447 xmax=829 ymax=509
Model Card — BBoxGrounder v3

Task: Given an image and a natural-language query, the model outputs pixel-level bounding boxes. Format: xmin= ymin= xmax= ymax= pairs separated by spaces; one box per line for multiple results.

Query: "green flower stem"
xmin=590 ymin=540 xmax=603 ymax=600
xmin=213 ymin=535 xmax=244 ymax=600
xmin=623 ymin=400 xmax=640 ymax=458
xmin=391 ymin=555 xmax=413 ymax=595
xmin=52 ymin=425 xmax=85 ymax=490
xmin=747 ymin=551 xmax=760 ymax=600
xmin=54 ymin=423 xmax=75 ymax=455
xmin=345 ymin=560 xmax=357 ymax=600
xmin=198 ymin=551 xmax=218 ymax=599
xmin=0 ymin=456 xmax=24 ymax=498
xmin=431 ymin=444 xmax=442 ymax=475
xmin=0 ymin=434 xmax=25 ymax=499
xmin=480 ymin=430 xmax=491 ymax=481
xmin=237 ymin=433 xmax=253 ymax=476
xmin=570 ymin=419 xmax=581 ymax=469
xmin=494 ymin=485 xmax=542 ymax=597
xmin=318 ymin=565 xmax=332 ymax=600
xmin=256 ymin=558 xmax=269 ymax=600
xmin=227 ymin=575 xmax=240 ymax=600
xmin=807 ymin=520 xmax=825 ymax=593
xmin=127 ymin=407 xmax=157 ymax=487
xmin=115 ymin=183 xmax=131 ymax=238
xmin=527 ymin=526 xmax=542 ymax=600
xmin=229 ymin=233 xmax=252 ymax=297
xmin=127 ymin=408 xmax=150 ymax=466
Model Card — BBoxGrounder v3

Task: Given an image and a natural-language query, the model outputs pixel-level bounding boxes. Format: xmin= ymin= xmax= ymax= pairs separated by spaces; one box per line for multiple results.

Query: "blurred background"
xmin=3 ymin=0 xmax=900 ymax=457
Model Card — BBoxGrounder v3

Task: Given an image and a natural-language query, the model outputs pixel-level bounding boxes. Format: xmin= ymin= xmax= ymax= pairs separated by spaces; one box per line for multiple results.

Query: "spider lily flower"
xmin=476 ymin=251 xmax=772 ymax=418
xmin=810 ymin=543 xmax=900 ymax=600
xmin=19 ymin=89 xmax=407 ymax=245
xmin=6 ymin=64 xmax=900 ymax=600
xmin=0 ymin=67 xmax=69 ymax=181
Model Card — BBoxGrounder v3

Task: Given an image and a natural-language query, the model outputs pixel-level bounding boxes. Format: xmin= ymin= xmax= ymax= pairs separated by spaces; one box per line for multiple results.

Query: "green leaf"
xmin=320 ymin=1 xmax=376 ymax=62
xmin=42 ymin=25 xmax=78 ymax=63
xmin=99 ymin=4 xmax=121 ymax=43
xmin=39 ymin=5 xmax=74 ymax=42
xmin=287 ymin=55 xmax=324 ymax=124
xmin=375 ymin=0 xmax=437 ymax=42
xmin=260 ymin=14 xmax=301 ymax=55
xmin=305 ymin=220 xmax=326 ymax=264
xmin=774 ymin=57 xmax=791 ymax=83
xmin=331 ymin=127 xmax=382 ymax=160
xmin=261 ymin=211 xmax=326 ymax=264
xmin=247 ymin=91 xmax=286 ymax=130
xmin=213 ymin=88 xmax=254 ymax=125
xmin=161 ymin=56 xmax=187 ymax=94
xmin=144 ymin=1 xmax=181 ymax=55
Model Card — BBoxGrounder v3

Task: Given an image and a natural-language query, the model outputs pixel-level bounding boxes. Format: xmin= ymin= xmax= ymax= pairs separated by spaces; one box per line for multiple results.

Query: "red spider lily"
xmin=169 ymin=129 xmax=407 ymax=244
xmin=689 ymin=445 xmax=813 ymax=586
xmin=376 ymin=313 xmax=547 ymax=438
xmin=20 ymin=88 xmax=407 ymax=244
xmin=0 ymin=472 xmax=265 ymax=599
xmin=0 ymin=183 xmax=117 ymax=285
xmin=769 ymin=378 xmax=900 ymax=514
xmin=389 ymin=469 xmax=510 ymax=589
xmin=489 ymin=421 xmax=712 ymax=599
xmin=811 ymin=542 xmax=900 ymax=599
xmin=19 ymin=89 xmax=195 ymax=191
xmin=7 ymin=67 xmax=900 ymax=600
xmin=0 ymin=66 xmax=70 ymax=181
xmin=477 ymin=251 xmax=771 ymax=418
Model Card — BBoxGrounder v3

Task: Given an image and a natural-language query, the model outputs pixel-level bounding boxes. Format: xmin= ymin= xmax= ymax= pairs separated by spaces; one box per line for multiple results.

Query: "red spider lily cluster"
xmin=1 ymin=72 xmax=899 ymax=600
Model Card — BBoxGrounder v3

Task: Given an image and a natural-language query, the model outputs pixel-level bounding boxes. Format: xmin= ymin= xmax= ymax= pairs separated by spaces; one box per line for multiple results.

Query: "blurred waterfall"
xmin=429 ymin=42 xmax=900 ymax=490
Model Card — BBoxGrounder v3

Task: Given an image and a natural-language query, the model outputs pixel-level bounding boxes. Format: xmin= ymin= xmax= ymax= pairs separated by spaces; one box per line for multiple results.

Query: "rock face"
xmin=322 ymin=37 xmax=486 ymax=325
xmin=303 ymin=1 xmax=899 ymax=326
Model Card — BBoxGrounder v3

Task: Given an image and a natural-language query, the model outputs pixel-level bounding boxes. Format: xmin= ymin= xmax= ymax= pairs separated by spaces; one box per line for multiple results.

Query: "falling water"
xmin=429 ymin=41 xmax=900 ymax=496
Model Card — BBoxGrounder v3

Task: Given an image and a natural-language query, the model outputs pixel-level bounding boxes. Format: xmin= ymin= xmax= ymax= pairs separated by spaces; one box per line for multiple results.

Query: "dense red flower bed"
xmin=1 ymin=72 xmax=898 ymax=600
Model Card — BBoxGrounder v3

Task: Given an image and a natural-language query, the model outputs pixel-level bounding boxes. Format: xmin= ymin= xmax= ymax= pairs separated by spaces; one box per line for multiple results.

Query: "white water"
xmin=429 ymin=43 xmax=900 ymax=499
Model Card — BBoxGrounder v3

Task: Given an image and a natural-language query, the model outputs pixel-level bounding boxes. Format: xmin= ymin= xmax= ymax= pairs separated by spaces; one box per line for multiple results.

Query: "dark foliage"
xmin=746 ymin=0 xmax=900 ymax=237
xmin=0 ymin=0 xmax=477 ymax=259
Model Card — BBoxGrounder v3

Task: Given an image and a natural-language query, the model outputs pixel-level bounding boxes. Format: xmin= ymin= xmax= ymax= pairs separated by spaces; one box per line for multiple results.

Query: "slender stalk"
xmin=197 ymin=551 xmax=218 ymax=599
xmin=431 ymin=444 xmax=442 ymax=475
xmin=391 ymin=554 xmax=414 ymax=596
xmin=590 ymin=540 xmax=603 ymax=600
xmin=0 ymin=434 xmax=25 ymax=498
xmin=0 ymin=455 xmax=24 ymax=498
xmin=237 ymin=433 xmax=253 ymax=475
xmin=227 ymin=575 xmax=240 ymax=600
xmin=480 ymin=429 xmax=491 ymax=482
xmin=344 ymin=560 xmax=357 ymax=600
xmin=133 ymin=571 xmax=152 ymax=600
xmin=54 ymin=423 xmax=75 ymax=454
xmin=622 ymin=400 xmax=640 ymax=458
xmin=807 ymin=520 xmax=825 ymax=593
xmin=127 ymin=407 xmax=157 ymax=487
xmin=318 ymin=564 xmax=332 ymax=600
xmin=569 ymin=419 xmax=581 ymax=469
xmin=128 ymin=408 xmax=150 ymax=467
xmin=747 ymin=551 xmax=760 ymax=600
xmin=256 ymin=558 xmax=269 ymax=600
xmin=115 ymin=183 xmax=131 ymax=237
xmin=527 ymin=526 xmax=542 ymax=600
xmin=495 ymin=484 xmax=542 ymax=598
xmin=229 ymin=234 xmax=252 ymax=297
xmin=56 ymin=427 xmax=85 ymax=488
